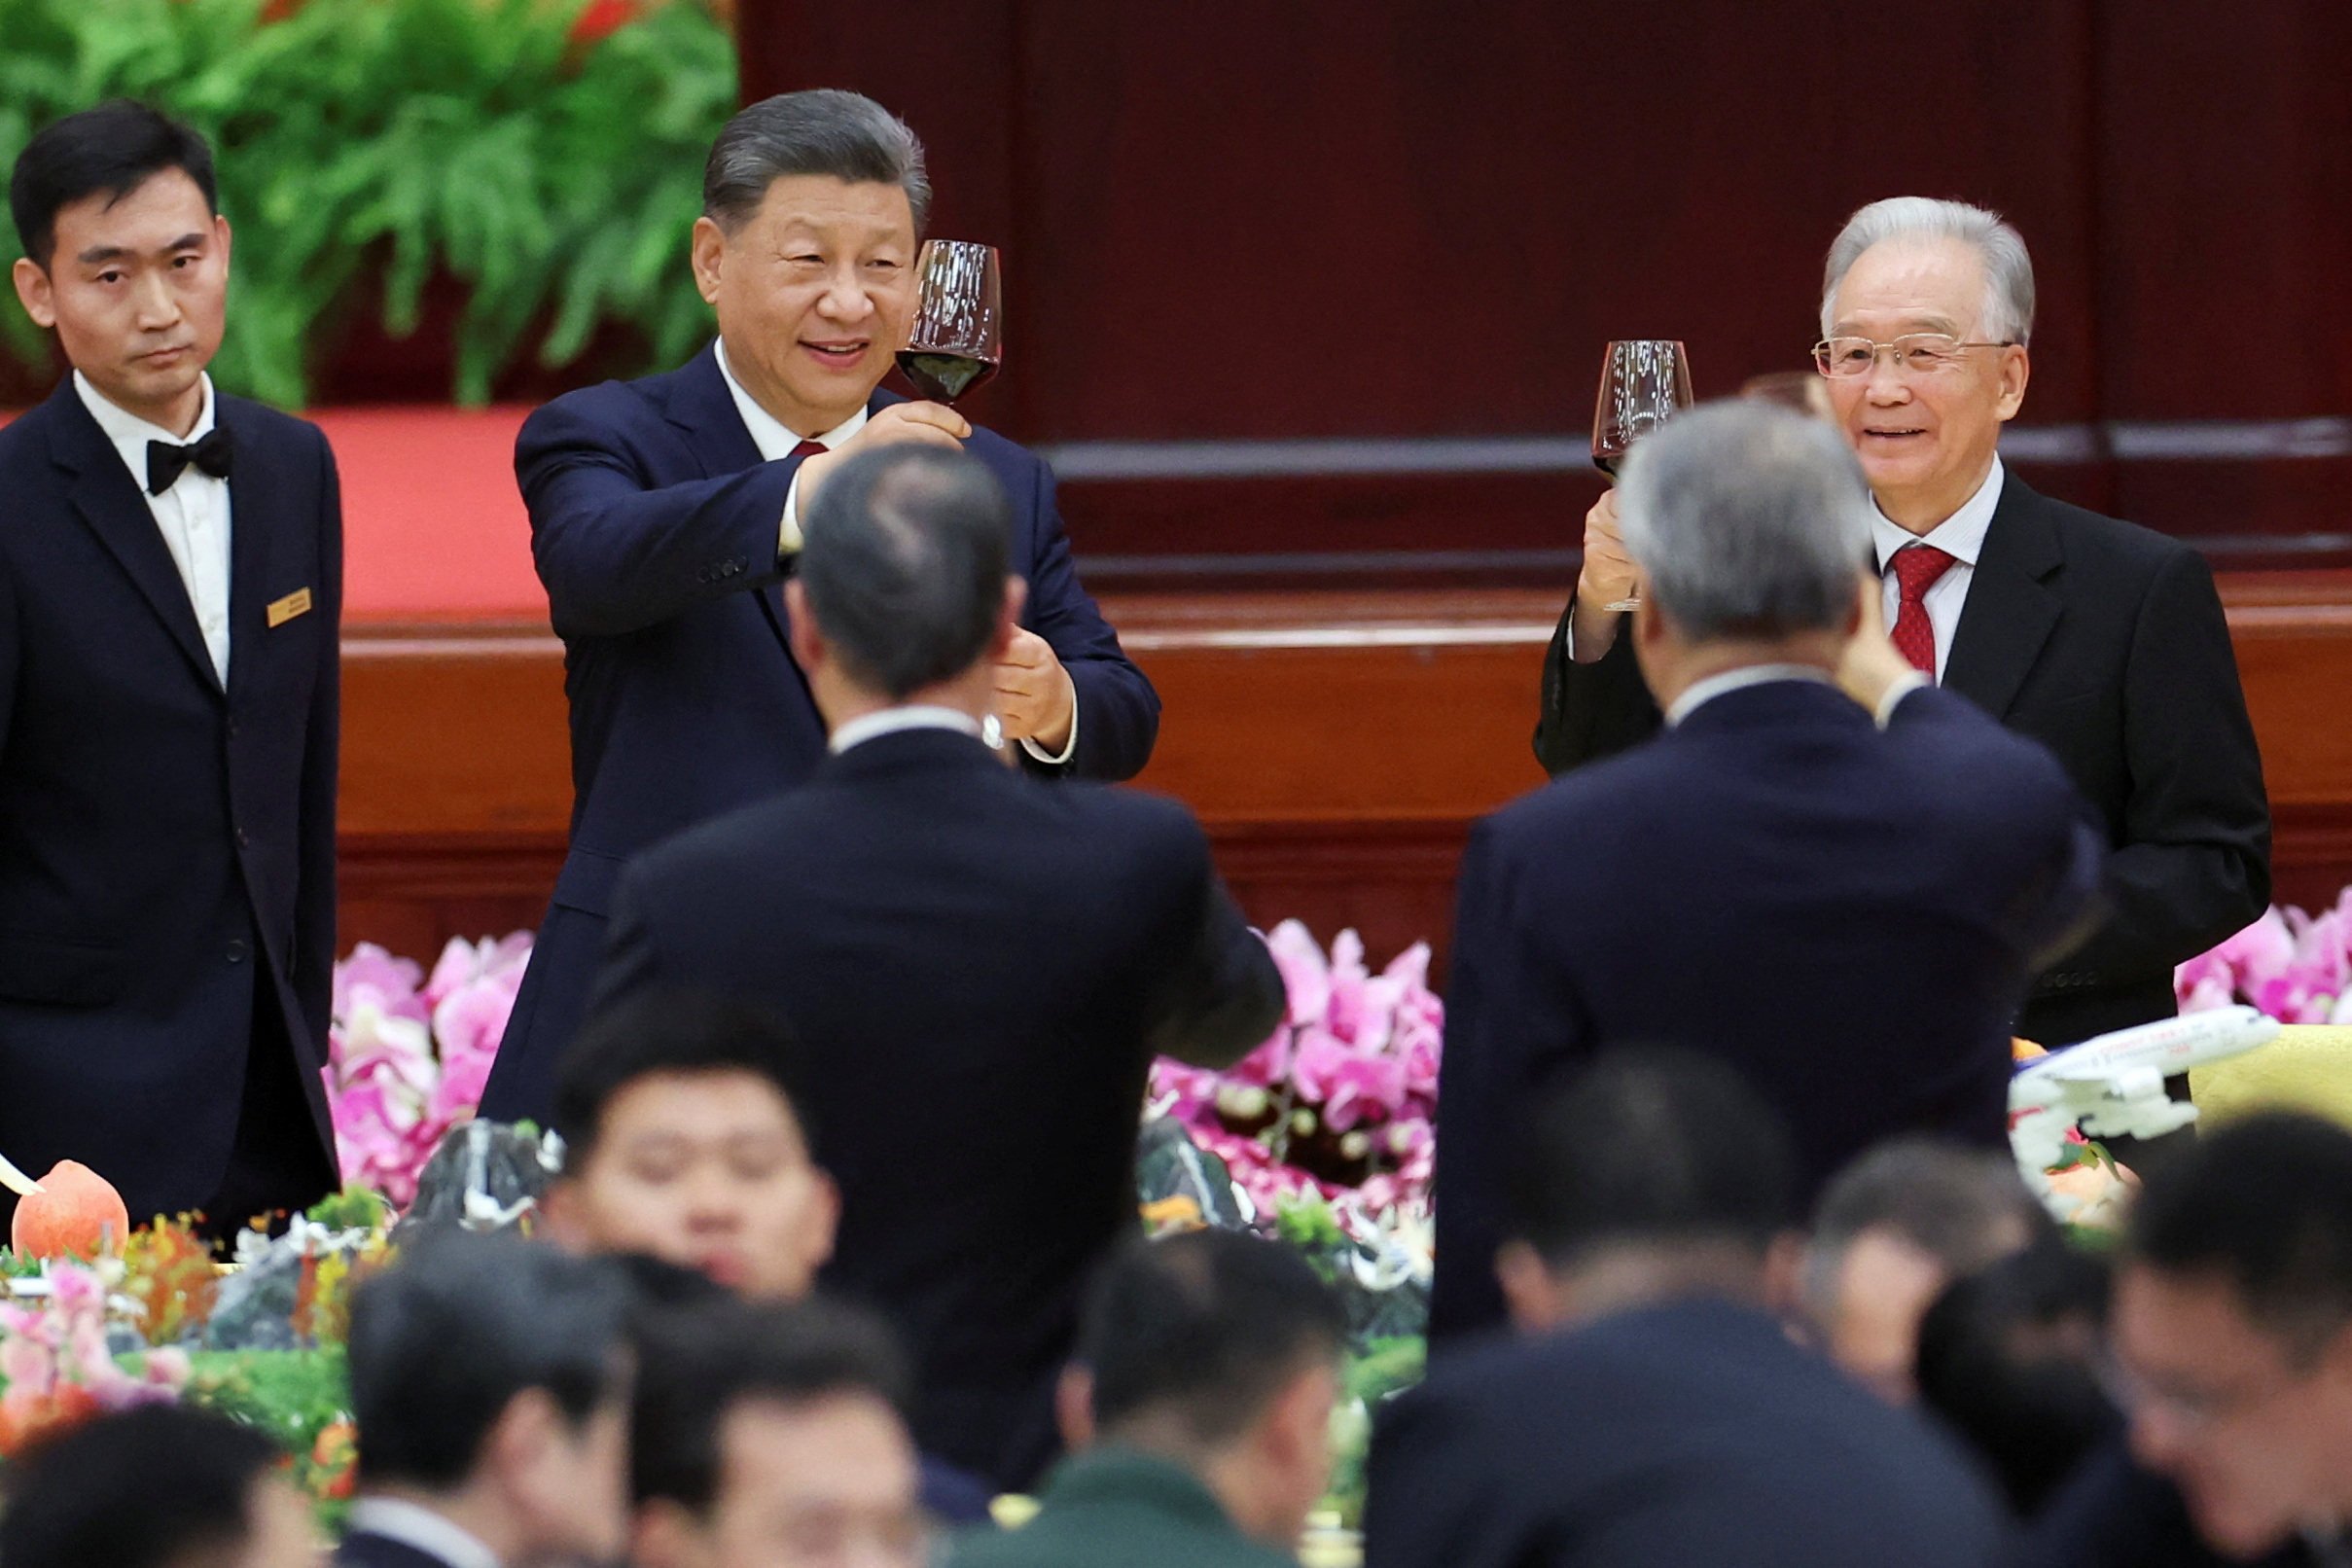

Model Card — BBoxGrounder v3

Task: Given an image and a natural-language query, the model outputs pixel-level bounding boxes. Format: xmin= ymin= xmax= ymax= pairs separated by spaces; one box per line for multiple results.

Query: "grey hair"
xmin=1819 ymin=196 xmax=2036 ymax=345
xmin=704 ymin=89 xmax=932 ymax=234
xmin=1801 ymin=1137 xmax=2049 ymax=1324
xmin=800 ymin=445 xmax=1012 ymax=700
xmin=1616 ymin=400 xmax=1873 ymax=643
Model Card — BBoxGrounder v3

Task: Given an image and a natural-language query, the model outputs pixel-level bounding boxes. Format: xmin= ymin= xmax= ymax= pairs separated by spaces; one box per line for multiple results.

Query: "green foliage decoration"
xmin=0 ymin=0 xmax=734 ymax=406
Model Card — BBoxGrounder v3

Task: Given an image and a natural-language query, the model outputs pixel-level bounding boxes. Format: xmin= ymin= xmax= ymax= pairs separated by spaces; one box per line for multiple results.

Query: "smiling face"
xmin=1822 ymin=235 xmax=2029 ymax=533
xmin=11 ymin=167 xmax=229 ymax=437
xmin=2114 ymin=1264 xmax=2352 ymax=1556
xmin=692 ymin=174 xmax=916 ymax=437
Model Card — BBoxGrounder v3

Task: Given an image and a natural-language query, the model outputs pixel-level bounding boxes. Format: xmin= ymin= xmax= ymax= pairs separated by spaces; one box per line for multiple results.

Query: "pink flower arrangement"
xmin=325 ymin=935 xmax=531 ymax=1208
xmin=0 ymin=1262 xmax=187 ymax=1455
xmin=2176 ymin=895 xmax=2352 ymax=1024
xmin=1151 ymin=922 xmax=1442 ymax=1225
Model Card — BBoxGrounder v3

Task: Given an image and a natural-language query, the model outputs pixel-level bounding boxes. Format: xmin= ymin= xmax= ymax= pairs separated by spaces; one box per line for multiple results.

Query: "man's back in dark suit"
xmin=1434 ymin=678 xmax=2101 ymax=1337
xmin=1368 ymin=1297 xmax=2009 ymax=1568
xmin=594 ymin=725 xmax=1282 ymax=1487
xmin=1535 ymin=473 xmax=2267 ymax=1046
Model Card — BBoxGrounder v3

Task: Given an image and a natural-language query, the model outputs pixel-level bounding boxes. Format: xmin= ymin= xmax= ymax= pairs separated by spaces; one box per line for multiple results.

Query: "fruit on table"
xmin=9 ymin=1161 xmax=131 ymax=1260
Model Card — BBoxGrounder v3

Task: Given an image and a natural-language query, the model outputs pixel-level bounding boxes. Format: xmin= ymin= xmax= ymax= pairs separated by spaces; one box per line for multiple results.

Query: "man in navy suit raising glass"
xmin=481 ymin=90 xmax=1158 ymax=1122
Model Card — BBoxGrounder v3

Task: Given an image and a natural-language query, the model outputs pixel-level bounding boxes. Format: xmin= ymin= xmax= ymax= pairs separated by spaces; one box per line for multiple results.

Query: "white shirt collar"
xmin=1871 ymin=455 xmax=2004 ymax=573
xmin=829 ymin=705 xmax=985 ymax=755
xmin=1665 ymin=664 xmax=1835 ymax=727
xmin=714 ymin=339 xmax=868 ymax=460
xmin=346 ymin=1497 xmax=502 ymax=1568
xmin=73 ymin=369 xmax=217 ymax=484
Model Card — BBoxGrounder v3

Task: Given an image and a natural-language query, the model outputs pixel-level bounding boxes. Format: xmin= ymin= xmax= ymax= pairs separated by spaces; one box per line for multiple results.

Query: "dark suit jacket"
xmin=332 ymin=1530 xmax=460 ymax=1568
xmin=1367 ymin=1298 xmax=2010 ymax=1568
xmin=1431 ymin=680 xmax=2102 ymax=1339
xmin=2008 ymin=1441 xmax=2319 ymax=1568
xmin=590 ymin=727 xmax=1284 ymax=1488
xmin=0 ymin=378 xmax=339 ymax=1226
xmin=480 ymin=345 xmax=1159 ymax=1121
xmin=1532 ymin=475 xmax=2271 ymax=1046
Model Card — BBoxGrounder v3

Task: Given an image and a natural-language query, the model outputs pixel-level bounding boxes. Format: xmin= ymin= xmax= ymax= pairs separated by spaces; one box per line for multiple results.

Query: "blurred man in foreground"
xmin=1372 ymin=1051 xmax=2005 ymax=1568
xmin=336 ymin=1235 xmax=636 ymax=1568
xmin=632 ymin=1296 xmax=930 ymax=1568
xmin=2100 ymin=1114 xmax=2352 ymax=1563
xmin=0 ymin=1406 xmax=317 ymax=1568
xmin=1801 ymin=1137 xmax=2050 ymax=1403
xmin=1433 ymin=399 xmax=2101 ymax=1337
xmin=1536 ymin=196 xmax=2269 ymax=1049
xmin=949 ymin=1229 xmax=1346 ymax=1568
xmin=543 ymin=991 xmax=837 ymax=1301
xmin=588 ymin=445 xmax=1282 ymax=1487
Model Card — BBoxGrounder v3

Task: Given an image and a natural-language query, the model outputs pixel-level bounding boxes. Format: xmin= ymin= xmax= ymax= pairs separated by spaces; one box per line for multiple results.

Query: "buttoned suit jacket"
xmin=1530 ymin=475 xmax=2271 ymax=1046
xmin=480 ymin=345 xmax=1159 ymax=1120
xmin=0 ymin=377 xmax=340 ymax=1225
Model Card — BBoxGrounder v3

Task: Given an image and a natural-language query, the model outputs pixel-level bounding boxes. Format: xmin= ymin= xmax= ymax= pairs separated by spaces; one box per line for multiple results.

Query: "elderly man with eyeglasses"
xmin=1533 ymin=196 xmax=2270 ymax=1050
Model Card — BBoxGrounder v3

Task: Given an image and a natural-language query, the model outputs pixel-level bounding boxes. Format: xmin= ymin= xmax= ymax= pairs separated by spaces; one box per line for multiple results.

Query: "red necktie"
xmin=1889 ymin=544 xmax=1958 ymax=678
xmin=790 ymin=439 xmax=826 ymax=460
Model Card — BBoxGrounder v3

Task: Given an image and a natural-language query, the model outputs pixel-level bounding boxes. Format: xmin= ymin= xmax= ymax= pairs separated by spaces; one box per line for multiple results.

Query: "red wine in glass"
xmin=899 ymin=240 xmax=1004 ymax=406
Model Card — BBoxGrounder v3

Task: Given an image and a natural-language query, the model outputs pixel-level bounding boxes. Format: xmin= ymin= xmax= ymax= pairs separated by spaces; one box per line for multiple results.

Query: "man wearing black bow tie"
xmin=0 ymin=101 xmax=342 ymax=1235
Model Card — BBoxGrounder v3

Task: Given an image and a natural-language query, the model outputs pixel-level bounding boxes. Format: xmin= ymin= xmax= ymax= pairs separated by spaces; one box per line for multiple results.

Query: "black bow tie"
xmin=146 ymin=427 xmax=233 ymax=495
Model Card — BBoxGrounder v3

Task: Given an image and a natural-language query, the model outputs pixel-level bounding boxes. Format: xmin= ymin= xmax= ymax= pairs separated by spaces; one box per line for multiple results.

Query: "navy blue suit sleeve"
xmin=520 ymin=396 xmax=805 ymax=639
xmin=2063 ymin=548 xmax=2271 ymax=981
xmin=1429 ymin=815 xmax=1587 ymax=1343
xmin=294 ymin=429 xmax=342 ymax=1049
xmin=1365 ymin=1377 xmax=1531 ymax=1568
xmin=587 ymin=867 xmax=671 ymax=1022
xmin=1140 ymin=811 xmax=1285 ymax=1069
xmin=1885 ymin=687 xmax=2106 ymax=969
xmin=1533 ymin=593 xmax=1662 ymax=776
xmin=1014 ymin=461 xmax=1158 ymax=780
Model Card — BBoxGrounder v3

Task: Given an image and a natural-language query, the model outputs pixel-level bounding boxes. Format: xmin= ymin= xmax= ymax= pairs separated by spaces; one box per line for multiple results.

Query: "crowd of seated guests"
xmin=8 ymin=999 xmax=2352 ymax=1568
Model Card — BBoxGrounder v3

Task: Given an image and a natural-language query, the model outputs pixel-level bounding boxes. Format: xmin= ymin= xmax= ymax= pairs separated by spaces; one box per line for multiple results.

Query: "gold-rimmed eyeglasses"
xmin=1812 ymin=333 xmax=2014 ymax=377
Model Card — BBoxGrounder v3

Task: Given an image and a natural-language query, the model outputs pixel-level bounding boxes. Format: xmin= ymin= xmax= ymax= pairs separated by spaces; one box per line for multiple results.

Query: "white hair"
xmin=1819 ymin=196 xmax=2036 ymax=345
xmin=1617 ymin=401 xmax=1873 ymax=643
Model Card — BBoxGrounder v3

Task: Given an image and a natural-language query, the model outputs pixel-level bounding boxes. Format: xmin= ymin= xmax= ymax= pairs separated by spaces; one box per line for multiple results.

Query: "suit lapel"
xmin=221 ymin=399 xmax=282 ymax=707
xmin=661 ymin=345 xmax=799 ymax=655
xmin=47 ymin=381 xmax=223 ymax=696
xmin=1942 ymin=476 xmax=2064 ymax=721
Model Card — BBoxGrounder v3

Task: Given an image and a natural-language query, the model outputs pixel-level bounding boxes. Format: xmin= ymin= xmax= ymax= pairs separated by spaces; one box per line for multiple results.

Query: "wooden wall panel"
xmin=339 ymin=575 xmax=2352 ymax=971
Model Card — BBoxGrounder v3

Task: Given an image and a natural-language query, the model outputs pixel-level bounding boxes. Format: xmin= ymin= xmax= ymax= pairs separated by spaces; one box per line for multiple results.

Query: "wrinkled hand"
xmin=994 ymin=627 xmax=1075 ymax=755
xmin=1835 ymin=570 xmax=1917 ymax=715
xmin=1568 ymin=488 xmax=1640 ymax=663
xmin=796 ymin=401 xmax=971 ymax=512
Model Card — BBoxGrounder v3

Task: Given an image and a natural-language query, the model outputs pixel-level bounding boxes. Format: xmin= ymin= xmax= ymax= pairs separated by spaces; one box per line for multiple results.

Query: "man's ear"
xmin=1994 ymin=343 xmax=2031 ymax=423
xmin=12 ymin=256 xmax=54 ymax=330
xmin=785 ymin=579 xmax=824 ymax=672
xmin=537 ymin=1177 xmax=588 ymax=1250
xmin=482 ymin=1386 xmax=564 ymax=1494
xmin=689 ymin=216 xmax=726 ymax=306
xmin=1055 ymin=1364 xmax=1096 ymax=1451
xmin=802 ymin=1166 xmax=841 ymax=1275
xmin=213 ymin=211 xmax=232 ymax=273
xmin=992 ymin=577 xmax=1029 ymax=659
xmin=1760 ymin=1229 xmax=1810 ymax=1326
xmin=1495 ymin=1240 xmax=1568 ymax=1332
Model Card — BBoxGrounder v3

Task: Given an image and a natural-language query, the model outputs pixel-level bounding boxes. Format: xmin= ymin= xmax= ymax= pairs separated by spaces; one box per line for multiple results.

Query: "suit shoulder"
xmin=217 ymin=393 xmax=324 ymax=447
xmin=2032 ymin=489 xmax=2202 ymax=574
xmin=524 ymin=371 xmax=672 ymax=438
xmin=961 ymin=421 xmax=1051 ymax=489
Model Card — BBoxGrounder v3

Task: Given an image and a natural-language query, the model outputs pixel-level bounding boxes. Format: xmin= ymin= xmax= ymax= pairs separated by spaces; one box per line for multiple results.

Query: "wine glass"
xmin=1589 ymin=339 xmax=1694 ymax=611
xmin=897 ymin=240 xmax=1004 ymax=405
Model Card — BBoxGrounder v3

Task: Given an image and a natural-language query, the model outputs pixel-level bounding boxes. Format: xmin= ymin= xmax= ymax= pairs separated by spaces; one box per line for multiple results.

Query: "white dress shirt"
xmin=345 ymin=1497 xmax=501 ymax=1568
xmin=829 ymin=704 xmax=985 ymax=754
xmin=1870 ymin=456 xmax=2005 ymax=685
xmin=716 ymin=340 xmax=1079 ymax=766
xmin=75 ymin=371 xmax=232 ymax=683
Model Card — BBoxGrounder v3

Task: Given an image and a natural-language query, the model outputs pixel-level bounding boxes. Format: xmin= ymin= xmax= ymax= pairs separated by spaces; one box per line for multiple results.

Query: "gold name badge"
xmin=266 ymin=588 xmax=314 ymax=628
